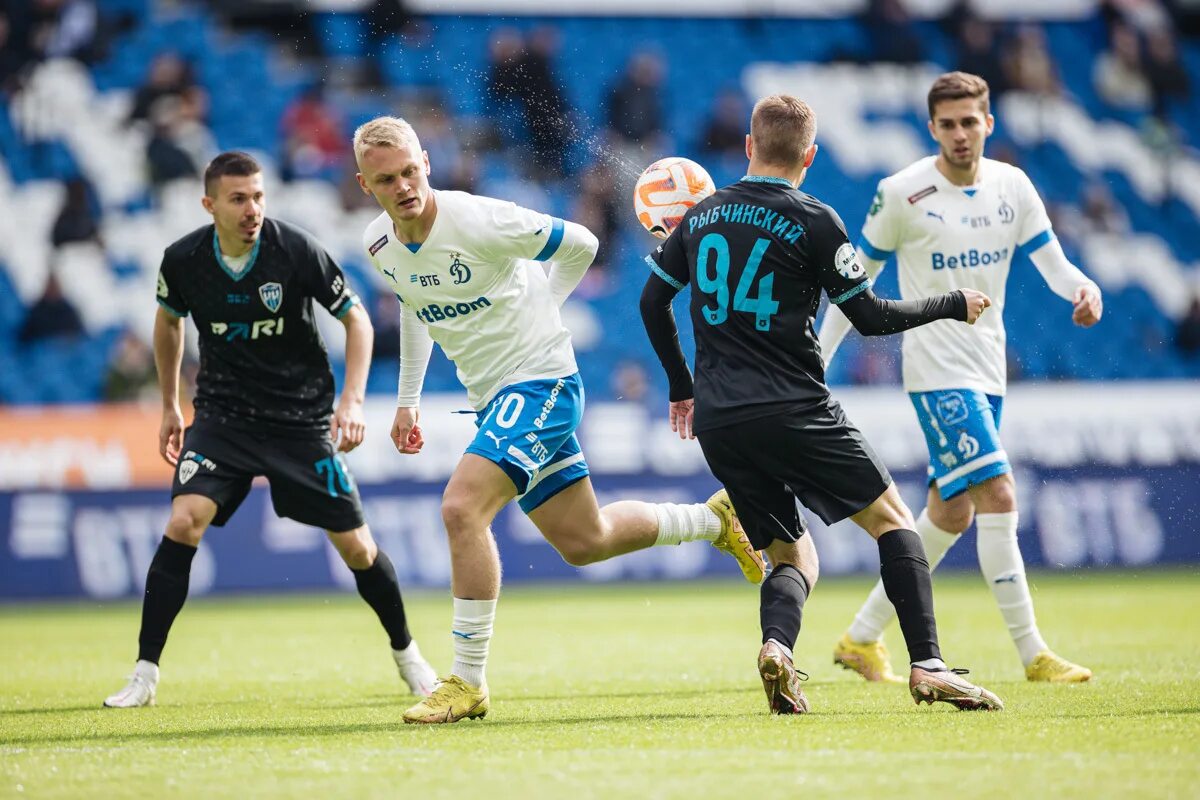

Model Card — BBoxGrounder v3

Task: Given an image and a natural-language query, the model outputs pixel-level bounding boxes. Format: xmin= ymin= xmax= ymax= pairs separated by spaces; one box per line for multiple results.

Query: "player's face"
xmin=357 ymin=141 xmax=432 ymax=223
xmin=928 ymin=98 xmax=994 ymax=170
xmin=202 ymin=173 xmax=265 ymax=246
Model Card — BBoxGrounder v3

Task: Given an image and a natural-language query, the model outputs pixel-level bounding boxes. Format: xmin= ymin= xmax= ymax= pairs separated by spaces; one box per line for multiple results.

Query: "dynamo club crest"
xmin=258 ymin=282 xmax=283 ymax=313
xmin=178 ymin=460 xmax=198 ymax=485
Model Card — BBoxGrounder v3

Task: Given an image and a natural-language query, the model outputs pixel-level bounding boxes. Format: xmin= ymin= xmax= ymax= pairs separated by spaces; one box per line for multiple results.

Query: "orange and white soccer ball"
xmin=633 ymin=157 xmax=716 ymax=239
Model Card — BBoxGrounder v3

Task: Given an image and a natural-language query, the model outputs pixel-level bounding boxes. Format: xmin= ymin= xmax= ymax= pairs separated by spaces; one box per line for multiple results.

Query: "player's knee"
xmin=329 ymin=527 xmax=376 ymax=570
xmin=767 ymin=538 xmax=819 ymax=590
xmin=441 ymin=491 xmax=483 ymax=538
xmin=931 ymin=500 xmax=974 ymax=534
xmin=556 ymin=535 xmax=604 ymax=567
xmin=856 ymin=486 xmax=916 ymax=537
xmin=165 ymin=509 xmax=206 ymax=546
xmin=976 ymin=474 xmax=1016 ymax=512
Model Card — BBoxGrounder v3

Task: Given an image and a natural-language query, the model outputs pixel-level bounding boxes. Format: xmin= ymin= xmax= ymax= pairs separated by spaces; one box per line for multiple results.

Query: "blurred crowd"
xmin=3 ymin=0 xmax=1199 ymax=408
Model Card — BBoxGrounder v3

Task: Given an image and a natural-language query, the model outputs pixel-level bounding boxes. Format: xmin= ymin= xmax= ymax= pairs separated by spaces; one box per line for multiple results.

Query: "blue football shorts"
xmin=908 ymin=388 xmax=1011 ymax=501
xmin=465 ymin=373 xmax=591 ymax=513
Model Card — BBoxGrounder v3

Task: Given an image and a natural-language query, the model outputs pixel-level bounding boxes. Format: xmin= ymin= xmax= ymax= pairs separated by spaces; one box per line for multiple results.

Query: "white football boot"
xmin=103 ymin=660 xmax=159 ymax=708
xmin=393 ymin=642 xmax=438 ymax=697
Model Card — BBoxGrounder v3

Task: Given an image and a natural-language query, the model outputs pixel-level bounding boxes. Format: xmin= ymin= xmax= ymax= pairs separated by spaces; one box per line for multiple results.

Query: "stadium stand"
xmin=1 ymin=1 xmax=1197 ymax=406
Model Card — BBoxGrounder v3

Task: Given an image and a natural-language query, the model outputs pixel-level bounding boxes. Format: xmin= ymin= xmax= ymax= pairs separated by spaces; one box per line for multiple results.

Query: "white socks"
xmin=392 ymin=639 xmax=425 ymax=667
xmin=766 ymin=638 xmax=793 ymax=661
xmin=653 ymin=503 xmax=723 ymax=546
xmin=450 ymin=598 xmax=496 ymax=688
xmin=134 ymin=659 xmax=159 ymax=685
xmin=976 ymin=511 xmax=1046 ymax=665
xmin=847 ymin=509 xmax=960 ymax=644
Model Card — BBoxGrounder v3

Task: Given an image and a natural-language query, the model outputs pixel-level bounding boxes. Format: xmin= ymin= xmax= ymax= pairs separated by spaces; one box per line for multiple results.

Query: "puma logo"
xmin=484 ymin=431 xmax=506 ymax=448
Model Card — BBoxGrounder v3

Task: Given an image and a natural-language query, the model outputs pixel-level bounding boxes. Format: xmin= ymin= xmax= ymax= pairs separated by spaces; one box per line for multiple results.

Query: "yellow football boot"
xmin=402 ymin=675 xmax=489 ymax=724
xmin=833 ymin=633 xmax=906 ymax=684
xmin=1025 ymin=650 xmax=1092 ymax=683
xmin=706 ymin=489 xmax=766 ymax=584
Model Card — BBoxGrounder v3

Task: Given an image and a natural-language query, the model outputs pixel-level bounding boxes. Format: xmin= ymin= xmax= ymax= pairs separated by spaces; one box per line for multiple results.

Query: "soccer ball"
xmin=633 ymin=157 xmax=716 ymax=239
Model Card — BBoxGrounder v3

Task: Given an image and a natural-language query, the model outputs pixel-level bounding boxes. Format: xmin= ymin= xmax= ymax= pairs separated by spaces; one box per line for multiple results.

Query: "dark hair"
xmin=927 ymin=71 xmax=990 ymax=119
xmin=750 ymin=94 xmax=817 ymax=168
xmin=203 ymin=151 xmax=261 ymax=196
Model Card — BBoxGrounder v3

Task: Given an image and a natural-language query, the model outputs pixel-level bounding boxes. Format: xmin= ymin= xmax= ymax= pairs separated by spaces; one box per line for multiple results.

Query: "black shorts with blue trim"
xmin=697 ymin=397 xmax=892 ymax=550
xmin=171 ymin=418 xmax=364 ymax=532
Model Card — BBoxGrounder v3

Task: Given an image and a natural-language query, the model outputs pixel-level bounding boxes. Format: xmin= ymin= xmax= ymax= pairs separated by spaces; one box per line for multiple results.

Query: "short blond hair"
xmin=750 ymin=95 xmax=817 ymax=168
xmin=352 ymin=116 xmax=420 ymax=164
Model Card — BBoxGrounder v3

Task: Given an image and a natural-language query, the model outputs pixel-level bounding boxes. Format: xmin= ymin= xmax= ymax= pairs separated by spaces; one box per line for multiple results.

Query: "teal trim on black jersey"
xmin=212 ymin=229 xmax=262 ymax=282
xmin=739 ymin=175 xmax=794 ymax=187
xmin=334 ymin=294 xmax=361 ymax=319
xmin=829 ymin=278 xmax=873 ymax=305
xmin=645 ymin=254 xmax=685 ymax=291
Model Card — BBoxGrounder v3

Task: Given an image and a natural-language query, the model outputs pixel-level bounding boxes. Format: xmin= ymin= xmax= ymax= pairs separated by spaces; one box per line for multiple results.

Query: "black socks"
xmin=137 ymin=537 xmax=198 ymax=664
xmin=760 ymin=563 xmax=810 ymax=652
xmin=352 ymin=550 xmax=413 ymax=651
xmin=877 ymin=529 xmax=942 ymax=664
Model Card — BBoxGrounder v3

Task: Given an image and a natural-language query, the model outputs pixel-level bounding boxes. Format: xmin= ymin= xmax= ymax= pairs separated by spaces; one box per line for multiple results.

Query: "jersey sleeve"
xmin=155 ymin=254 xmax=189 ymax=318
xmin=858 ymin=179 xmax=903 ymax=261
xmin=480 ymin=197 xmax=566 ymax=263
xmin=812 ymin=205 xmax=873 ymax=305
xmin=1013 ymin=169 xmax=1055 ymax=258
xmin=303 ymin=233 xmax=361 ymax=319
xmin=644 ymin=227 xmax=689 ymax=294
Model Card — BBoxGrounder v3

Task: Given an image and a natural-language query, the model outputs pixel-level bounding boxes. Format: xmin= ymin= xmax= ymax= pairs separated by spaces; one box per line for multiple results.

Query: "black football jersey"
xmin=156 ymin=218 xmax=360 ymax=436
xmin=647 ymin=176 xmax=872 ymax=432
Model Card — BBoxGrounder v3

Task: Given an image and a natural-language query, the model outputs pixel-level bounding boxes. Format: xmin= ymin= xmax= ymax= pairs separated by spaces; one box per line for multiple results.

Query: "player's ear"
xmin=200 ymin=195 xmax=215 ymax=215
xmin=423 ymin=150 xmax=431 ymax=175
xmin=985 ymin=113 xmax=995 ymax=135
xmin=803 ymin=143 xmax=818 ymax=168
xmin=355 ymin=172 xmax=370 ymax=195
xmin=745 ymin=134 xmax=753 ymax=161
xmin=927 ymin=119 xmax=937 ymax=140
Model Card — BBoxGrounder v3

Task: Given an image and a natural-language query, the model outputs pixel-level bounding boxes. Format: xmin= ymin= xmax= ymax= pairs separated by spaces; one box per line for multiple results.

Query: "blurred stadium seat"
xmin=1 ymin=0 xmax=1197 ymax=407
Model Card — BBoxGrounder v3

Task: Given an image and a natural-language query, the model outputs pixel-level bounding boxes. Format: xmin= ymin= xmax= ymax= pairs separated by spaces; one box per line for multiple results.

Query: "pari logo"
xmin=450 ymin=251 xmax=472 ymax=285
xmin=210 ymin=319 xmax=285 ymax=340
xmin=178 ymin=451 xmax=217 ymax=485
xmin=259 ymin=282 xmax=283 ymax=313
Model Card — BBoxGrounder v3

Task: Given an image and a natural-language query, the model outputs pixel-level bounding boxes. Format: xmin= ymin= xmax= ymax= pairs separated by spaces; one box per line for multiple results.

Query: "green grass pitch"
xmin=2 ymin=571 xmax=1198 ymax=799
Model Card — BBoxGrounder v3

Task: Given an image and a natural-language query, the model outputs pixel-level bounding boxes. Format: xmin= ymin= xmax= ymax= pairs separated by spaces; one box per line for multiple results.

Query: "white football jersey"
xmin=860 ymin=156 xmax=1054 ymax=396
xmin=364 ymin=190 xmax=577 ymax=409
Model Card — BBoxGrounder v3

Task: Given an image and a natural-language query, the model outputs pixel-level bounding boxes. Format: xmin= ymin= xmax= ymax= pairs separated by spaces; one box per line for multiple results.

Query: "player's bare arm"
xmin=153 ymin=306 xmax=186 ymax=466
xmin=331 ymin=303 xmax=373 ymax=453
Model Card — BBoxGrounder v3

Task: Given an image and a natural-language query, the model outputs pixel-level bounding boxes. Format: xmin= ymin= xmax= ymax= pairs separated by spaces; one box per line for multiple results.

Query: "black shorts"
xmin=697 ymin=398 xmax=892 ymax=550
xmin=171 ymin=419 xmax=365 ymax=532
